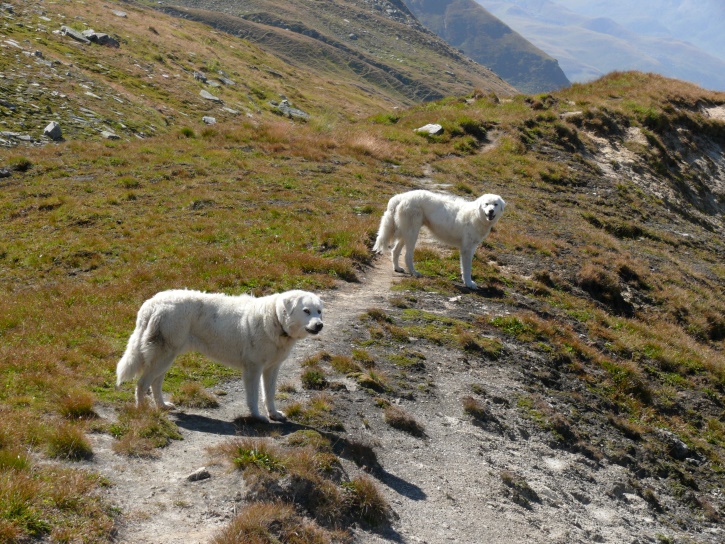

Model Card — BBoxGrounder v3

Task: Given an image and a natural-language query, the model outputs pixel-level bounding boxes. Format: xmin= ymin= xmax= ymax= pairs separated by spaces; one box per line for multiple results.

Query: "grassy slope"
xmin=0 ymin=1 xmax=724 ymax=542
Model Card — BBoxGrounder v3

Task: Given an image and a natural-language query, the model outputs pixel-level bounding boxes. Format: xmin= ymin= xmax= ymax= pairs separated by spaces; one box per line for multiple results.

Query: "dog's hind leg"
xmin=150 ymin=370 xmax=176 ymax=410
xmin=391 ymin=239 xmax=406 ymax=273
xmin=136 ymin=352 xmax=177 ymax=409
xmin=135 ymin=372 xmax=154 ymax=408
xmin=262 ymin=365 xmax=286 ymax=421
xmin=403 ymin=227 xmax=423 ymax=277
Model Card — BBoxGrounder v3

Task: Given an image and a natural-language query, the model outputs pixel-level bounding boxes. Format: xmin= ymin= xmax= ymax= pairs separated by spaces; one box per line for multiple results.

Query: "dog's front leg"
xmin=243 ymin=366 xmax=267 ymax=421
xmin=262 ymin=365 xmax=286 ymax=421
xmin=459 ymin=244 xmax=478 ymax=289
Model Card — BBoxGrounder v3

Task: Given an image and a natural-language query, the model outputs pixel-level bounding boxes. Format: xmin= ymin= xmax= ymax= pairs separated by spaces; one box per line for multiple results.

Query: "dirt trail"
xmin=85 ymin=263 xmax=395 ymax=543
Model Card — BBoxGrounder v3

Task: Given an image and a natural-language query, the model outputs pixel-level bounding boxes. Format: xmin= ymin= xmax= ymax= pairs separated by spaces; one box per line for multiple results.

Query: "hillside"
xmin=556 ymin=0 xmax=725 ymax=62
xmin=477 ymin=0 xmax=725 ymax=91
xmin=403 ymin=0 xmax=570 ymax=94
xmin=141 ymin=0 xmax=516 ymax=103
xmin=1 ymin=1 xmax=725 ymax=543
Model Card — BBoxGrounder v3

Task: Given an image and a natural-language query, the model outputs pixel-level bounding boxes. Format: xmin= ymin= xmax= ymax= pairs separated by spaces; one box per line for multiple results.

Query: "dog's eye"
xmin=303 ymin=308 xmax=311 ymax=315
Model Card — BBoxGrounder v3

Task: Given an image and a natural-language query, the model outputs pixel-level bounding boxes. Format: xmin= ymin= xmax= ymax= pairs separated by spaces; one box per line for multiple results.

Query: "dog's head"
xmin=277 ymin=290 xmax=324 ymax=339
xmin=478 ymin=194 xmax=506 ymax=224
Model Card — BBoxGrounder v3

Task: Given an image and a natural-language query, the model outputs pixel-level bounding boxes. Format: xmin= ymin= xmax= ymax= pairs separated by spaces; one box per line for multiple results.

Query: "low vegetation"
xmin=211 ymin=432 xmax=390 ymax=540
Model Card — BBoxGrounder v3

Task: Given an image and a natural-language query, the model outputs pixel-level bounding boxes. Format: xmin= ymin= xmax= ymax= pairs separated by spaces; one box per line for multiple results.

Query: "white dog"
xmin=116 ymin=289 xmax=323 ymax=421
xmin=373 ymin=190 xmax=505 ymax=289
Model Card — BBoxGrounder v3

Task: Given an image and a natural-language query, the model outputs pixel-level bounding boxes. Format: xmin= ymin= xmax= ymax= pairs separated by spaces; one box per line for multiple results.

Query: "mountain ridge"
xmin=403 ymin=0 xmax=570 ymax=93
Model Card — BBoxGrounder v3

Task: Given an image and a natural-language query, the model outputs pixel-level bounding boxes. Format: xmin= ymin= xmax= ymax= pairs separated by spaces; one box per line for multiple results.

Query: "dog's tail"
xmin=372 ymin=197 xmax=399 ymax=253
xmin=116 ymin=303 xmax=157 ymax=386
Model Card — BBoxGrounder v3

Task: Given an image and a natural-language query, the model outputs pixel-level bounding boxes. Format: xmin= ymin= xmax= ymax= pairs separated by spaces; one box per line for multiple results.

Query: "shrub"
xmin=5 ymin=156 xmax=32 ymax=172
xmin=179 ymin=127 xmax=196 ymax=138
xmin=329 ymin=354 xmax=361 ymax=374
xmin=57 ymin=390 xmax=97 ymax=420
xmin=301 ymin=366 xmax=329 ymax=390
xmin=46 ymin=423 xmax=93 ymax=461
xmin=171 ymin=382 xmax=219 ymax=408
xmin=343 ymin=476 xmax=390 ymax=527
xmin=383 ymin=405 xmax=425 ymax=437
xmin=229 ymin=439 xmax=286 ymax=473
xmin=110 ymin=405 xmax=182 ymax=457
xmin=210 ymin=502 xmax=334 ymax=544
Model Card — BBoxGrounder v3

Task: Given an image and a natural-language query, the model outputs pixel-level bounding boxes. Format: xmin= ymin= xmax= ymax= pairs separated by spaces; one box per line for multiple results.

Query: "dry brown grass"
xmin=383 ymin=405 xmax=425 ymax=437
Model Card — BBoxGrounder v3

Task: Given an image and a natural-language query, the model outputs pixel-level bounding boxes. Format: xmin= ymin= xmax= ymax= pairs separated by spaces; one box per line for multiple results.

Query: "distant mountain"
xmin=556 ymin=0 xmax=725 ymax=62
xmin=402 ymin=0 xmax=570 ymax=93
xmin=477 ymin=0 xmax=725 ymax=91
xmin=143 ymin=0 xmax=516 ymax=104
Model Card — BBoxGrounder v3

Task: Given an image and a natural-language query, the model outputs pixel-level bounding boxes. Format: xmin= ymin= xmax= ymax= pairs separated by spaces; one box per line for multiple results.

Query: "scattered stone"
xmin=217 ymin=76 xmax=236 ymax=86
xmin=44 ymin=121 xmax=63 ymax=141
xmin=269 ymin=99 xmax=309 ymax=120
xmin=415 ymin=123 xmax=444 ymax=135
xmin=100 ymin=130 xmax=120 ymax=140
xmin=657 ymin=429 xmax=691 ymax=460
xmin=193 ymin=71 xmax=207 ymax=82
xmin=200 ymin=90 xmax=222 ymax=103
xmin=61 ymin=26 xmax=91 ymax=45
xmin=349 ymin=33 xmax=358 ymax=40
xmin=202 ymin=116 xmax=216 ymax=125
xmin=82 ymin=30 xmax=120 ymax=48
xmin=186 ymin=467 xmax=211 ymax=482
xmin=0 ymin=169 xmax=11 ymax=178
xmin=112 ymin=10 xmax=127 ymax=18
xmin=222 ymin=107 xmax=240 ymax=115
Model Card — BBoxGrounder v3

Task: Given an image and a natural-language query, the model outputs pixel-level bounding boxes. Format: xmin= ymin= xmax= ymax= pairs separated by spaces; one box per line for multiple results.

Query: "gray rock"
xmin=202 ymin=116 xmax=216 ymax=125
xmin=82 ymin=30 xmax=119 ymax=48
xmin=112 ymin=10 xmax=127 ymax=18
xmin=61 ymin=26 xmax=90 ymax=45
xmin=200 ymin=90 xmax=221 ymax=103
xmin=44 ymin=121 xmax=63 ymax=141
xmin=186 ymin=467 xmax=210 ymax=482
xmin=100 ymin=130 xmax=120 ymax=140
xmin=270 ymin=99 xmax=309 ymax=120
xmin=657 ymin=429 xmax=690 ymax=460
xmin=415 ymin=123 xmax=444 ymax=135
xmin=193 ymin=71 xmax=207 ymax=83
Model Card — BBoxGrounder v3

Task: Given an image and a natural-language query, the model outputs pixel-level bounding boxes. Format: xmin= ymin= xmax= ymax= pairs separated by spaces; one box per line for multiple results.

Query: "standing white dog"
xmin=373 ymin=190 xmax=505 ymax=289
xmin=116 ymin=289 xmax=323 ymax=421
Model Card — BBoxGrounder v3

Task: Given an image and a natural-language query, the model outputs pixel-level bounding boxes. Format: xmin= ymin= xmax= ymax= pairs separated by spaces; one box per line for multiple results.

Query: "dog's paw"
xmin=248 ymin=413 xmax=270 ymax=424
xmin=269 ymin=411 xmax=287 ymax=422
xmin=394 ymin=266 xmax=405 ymax=273
xmin=465 ymin=281 xmax=478 ymax=289
xmin=160 ymin=401 xmax=176 ymax=411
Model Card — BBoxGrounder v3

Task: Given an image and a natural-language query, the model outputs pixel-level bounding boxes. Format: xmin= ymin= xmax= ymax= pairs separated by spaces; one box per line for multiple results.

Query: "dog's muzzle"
xmin=306 ymin=321 xmax=324 ymax=335
xmin=487 ymin=210 xmax=496 ymax=221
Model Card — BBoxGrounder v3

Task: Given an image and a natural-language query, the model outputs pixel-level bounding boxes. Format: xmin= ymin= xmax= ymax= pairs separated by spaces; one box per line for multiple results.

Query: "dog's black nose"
xmin=315 ymin=322 xmax=324 ymax=332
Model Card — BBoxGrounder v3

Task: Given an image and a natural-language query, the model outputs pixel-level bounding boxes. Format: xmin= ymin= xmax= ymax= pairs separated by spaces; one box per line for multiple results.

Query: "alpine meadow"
xmin=0 ymin=1 xmax=723 ymax=543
